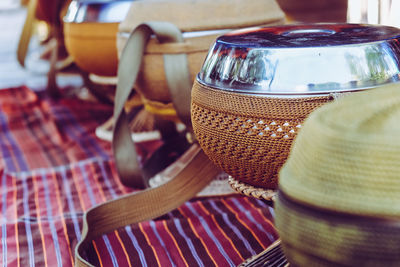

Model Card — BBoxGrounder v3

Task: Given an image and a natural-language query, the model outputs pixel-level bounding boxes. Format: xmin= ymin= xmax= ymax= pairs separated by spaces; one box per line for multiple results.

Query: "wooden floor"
xmin=0 ymin=4 xmax=82 ymax=90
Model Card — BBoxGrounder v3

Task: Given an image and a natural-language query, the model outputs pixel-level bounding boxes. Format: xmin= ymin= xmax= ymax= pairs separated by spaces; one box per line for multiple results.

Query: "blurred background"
xmin=0 ymin=0 xmax=399 ymax=90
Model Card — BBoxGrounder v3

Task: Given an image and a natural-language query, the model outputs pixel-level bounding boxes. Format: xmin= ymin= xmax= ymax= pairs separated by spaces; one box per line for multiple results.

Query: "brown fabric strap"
xmin=164 ymin=52 xmax=192 ymax=125
xmin=75 ymin=22 xmax=220 ymax=267
xmin=17 ymin=0 xmax=38 ymax=67
xmin=112 ymin=22 xmax=192 ymax=188
xmin=75 ymin=144 xmax=221 ymax=267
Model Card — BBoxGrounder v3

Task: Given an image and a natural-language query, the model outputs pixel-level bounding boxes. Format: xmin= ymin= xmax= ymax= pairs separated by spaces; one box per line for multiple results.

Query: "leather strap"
xmin=75 ymin=144 xmax=220 ymax=267
xmin=112 ymin=22 xmax=192 ymax=188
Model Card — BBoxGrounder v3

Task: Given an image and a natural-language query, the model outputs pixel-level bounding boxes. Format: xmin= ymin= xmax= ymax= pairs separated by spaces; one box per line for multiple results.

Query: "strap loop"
xmin=75 ymin=21 xmax=220 ymax=267
xmin=113 ymin=22 xmax=192 ymax=188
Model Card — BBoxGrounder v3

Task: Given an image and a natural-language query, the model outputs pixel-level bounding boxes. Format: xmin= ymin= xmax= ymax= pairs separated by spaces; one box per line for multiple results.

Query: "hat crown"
xmin=279 ymin=82 xmax=400 ymax=217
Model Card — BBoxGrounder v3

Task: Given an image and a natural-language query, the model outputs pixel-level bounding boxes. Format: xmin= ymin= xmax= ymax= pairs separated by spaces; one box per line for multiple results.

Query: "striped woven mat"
xmin=0 ymin=87 xmax=278 ymax=266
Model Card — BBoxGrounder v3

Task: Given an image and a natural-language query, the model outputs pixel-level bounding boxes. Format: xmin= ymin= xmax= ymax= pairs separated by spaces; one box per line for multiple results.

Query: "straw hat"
xmin=279 ymin=82 xmax=400 ymax=217
xmin=275 ymin=192 xmax=400 ymax=267
xmin=275 ymin=82 xmax=400 ymax=266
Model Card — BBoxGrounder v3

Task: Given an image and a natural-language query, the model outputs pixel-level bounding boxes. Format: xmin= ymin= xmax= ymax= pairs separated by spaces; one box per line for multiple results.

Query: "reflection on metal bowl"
xmin=63 ymin=0 xmax=132 ymax=77
xmin=199 ymin=24 xmax=400 ymax=95
xmin=191 ymin=23 xmax=400 ymax=189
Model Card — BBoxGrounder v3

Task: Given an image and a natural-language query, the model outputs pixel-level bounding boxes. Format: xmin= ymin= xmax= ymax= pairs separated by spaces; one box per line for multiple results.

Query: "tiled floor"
xmin=0 ymin=5 xmax=82 ymax=90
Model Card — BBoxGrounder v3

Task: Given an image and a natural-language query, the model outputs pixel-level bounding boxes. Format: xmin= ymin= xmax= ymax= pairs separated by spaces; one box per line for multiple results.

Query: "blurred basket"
xmin=116 ymin=0 xmax=285 ymax=122
xmin=63 ymin=0 xmax=132 ymax=77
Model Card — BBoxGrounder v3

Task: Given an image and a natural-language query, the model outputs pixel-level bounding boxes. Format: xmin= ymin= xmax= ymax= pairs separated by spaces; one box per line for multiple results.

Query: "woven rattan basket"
xmin=275 ymin=83 xmax=400 ymax=266
xmin=116 ymin=0 xmax=285 ymax=112
xmin=191 ymin=23 xmax=400 ymax=190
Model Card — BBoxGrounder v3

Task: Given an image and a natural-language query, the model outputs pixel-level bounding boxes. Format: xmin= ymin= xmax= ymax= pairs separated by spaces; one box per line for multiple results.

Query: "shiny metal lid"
xmin=198 ymin=24 xmax=400 ymax=95
xmin=64 ymin=0 xmax=132 ymax=23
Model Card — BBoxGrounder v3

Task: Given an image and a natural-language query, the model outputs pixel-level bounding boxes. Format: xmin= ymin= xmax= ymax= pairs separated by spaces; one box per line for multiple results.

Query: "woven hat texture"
xmin=275 ymin=192 xmax=400 ymax=267
xmin=279 ymin=82 xmax=400 ymax=217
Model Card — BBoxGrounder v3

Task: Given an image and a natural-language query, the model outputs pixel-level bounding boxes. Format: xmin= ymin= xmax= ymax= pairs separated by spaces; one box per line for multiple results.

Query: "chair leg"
xmin=16 ymin=0 xmax=38 ymax=67
xmin=46 ymin=36 xmax=61 ymax=98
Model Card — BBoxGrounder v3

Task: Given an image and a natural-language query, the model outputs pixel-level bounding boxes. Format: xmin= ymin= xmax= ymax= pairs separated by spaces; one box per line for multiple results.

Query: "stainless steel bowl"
xmin=64 ymin=0 xmax=132 ymax=23
xmin=198 ymin=23 xmax=400 ymax=96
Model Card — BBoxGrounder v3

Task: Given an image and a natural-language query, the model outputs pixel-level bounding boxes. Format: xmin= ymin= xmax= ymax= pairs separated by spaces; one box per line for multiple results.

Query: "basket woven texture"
xmin=228 ymin=176 xmax=276 ymax=201
xmin=276 ymin=82 xmax=400 ymax=266
xmin=191 ymin=80 xmax=332 ymax=189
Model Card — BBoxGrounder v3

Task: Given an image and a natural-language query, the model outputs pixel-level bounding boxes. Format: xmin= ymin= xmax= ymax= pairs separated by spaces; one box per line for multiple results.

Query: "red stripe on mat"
xmin=0 ymin=87 xmax=278 ymax=266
